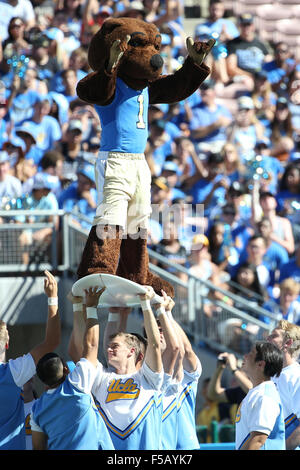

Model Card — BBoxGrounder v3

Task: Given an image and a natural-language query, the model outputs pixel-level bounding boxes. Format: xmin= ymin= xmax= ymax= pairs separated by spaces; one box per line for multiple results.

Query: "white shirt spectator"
xmin=0 ymin=0 xmax=35 ymax=41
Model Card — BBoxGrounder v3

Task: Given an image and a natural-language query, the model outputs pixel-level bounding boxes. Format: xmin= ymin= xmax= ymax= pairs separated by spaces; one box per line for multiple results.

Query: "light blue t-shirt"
xmin=189 ymin=103 xmax=232 ymax=144
xmin=31 ymin=361 xmax=114 ymax=450
xmin=0 ymin=354 xmax=36 ymax=450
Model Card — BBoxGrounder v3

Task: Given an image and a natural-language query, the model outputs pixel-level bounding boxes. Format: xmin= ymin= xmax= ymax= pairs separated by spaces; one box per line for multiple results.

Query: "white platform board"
xmin=72 ymin=273 xmax=163 ymax=307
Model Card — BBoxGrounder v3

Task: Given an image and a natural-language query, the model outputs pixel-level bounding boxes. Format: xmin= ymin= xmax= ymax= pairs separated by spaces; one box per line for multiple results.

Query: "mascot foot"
xmin=145 ymin=271 xmax=175 ymax=299
xmin=116 ymin=233 xmax=175 ymax=298
xmin=77 ymin=225 xmax=123 ymax=279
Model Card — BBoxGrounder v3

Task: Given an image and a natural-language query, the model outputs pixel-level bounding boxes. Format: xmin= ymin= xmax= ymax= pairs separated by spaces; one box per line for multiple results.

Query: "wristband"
xmin=86 ymin=307 xmax=98 ymax=319
xmin=108 ymin=312 xmax=119 ymax=322
xmin=48 ymin=297 xmax=58 ymax=306
xmin=73 ymin=303 xmax=83 ymax=312
xmin=140 ymin=299 xmax=151 ymax=311
xmin=231 ymin=369 xmax=238 ymax=375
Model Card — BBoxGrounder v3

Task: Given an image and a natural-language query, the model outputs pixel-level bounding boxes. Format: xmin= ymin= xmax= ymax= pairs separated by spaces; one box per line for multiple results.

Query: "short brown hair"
xmin=109 ymin=332 xmax=145 ymax=364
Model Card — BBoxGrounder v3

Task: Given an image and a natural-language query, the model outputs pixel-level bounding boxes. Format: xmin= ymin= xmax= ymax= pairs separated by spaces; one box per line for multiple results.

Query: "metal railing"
xmin=0 ymin=209 xmax=281 ymax=355
xmin=146 ymin=248 xmax=280 ymax=355
xmin=0 ymin=209 xmax=66 ymax=272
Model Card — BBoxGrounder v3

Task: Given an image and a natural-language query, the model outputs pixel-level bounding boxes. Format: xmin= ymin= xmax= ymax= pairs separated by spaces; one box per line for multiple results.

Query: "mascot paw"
xmin=186 ymin=37 xmax=216 ymax=66
xmin=108 ymin=34 xmax=131 ymax=72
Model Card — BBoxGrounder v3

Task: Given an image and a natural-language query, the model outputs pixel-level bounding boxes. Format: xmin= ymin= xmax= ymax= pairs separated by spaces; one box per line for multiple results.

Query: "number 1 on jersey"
xmin=136 ymin=94 xmax=146 ymax=129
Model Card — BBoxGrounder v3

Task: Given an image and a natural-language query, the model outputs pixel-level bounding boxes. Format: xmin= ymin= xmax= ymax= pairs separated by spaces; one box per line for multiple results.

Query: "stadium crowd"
xmin=0 ymin=0 xmax=300 ymax=452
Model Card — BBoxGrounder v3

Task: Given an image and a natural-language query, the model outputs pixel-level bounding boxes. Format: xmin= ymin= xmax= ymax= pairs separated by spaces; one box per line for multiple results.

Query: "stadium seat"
xmin=273 ymin=18 xmax=300 ymax=59
xmin=196 ymin=425 xmax=208 ymax=443
xmin=279 ymin=0 xmax=300 ymax=4
xmin=255 ymin=4 xmax=293 ymax=42
xmin=291 ymin=4 xmax=300 ymax=17
xmin=276 ymin=18 xmax=300 ymax=35
xmin=218 ymin=424 xmax=236 ymax=443
xmin=235 ymin=0 xmax=274 ymax=15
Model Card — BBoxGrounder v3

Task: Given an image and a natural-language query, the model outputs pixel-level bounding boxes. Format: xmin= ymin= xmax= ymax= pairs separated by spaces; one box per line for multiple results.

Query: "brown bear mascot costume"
xmin=76 ymin=17 xmax=215 ymax=299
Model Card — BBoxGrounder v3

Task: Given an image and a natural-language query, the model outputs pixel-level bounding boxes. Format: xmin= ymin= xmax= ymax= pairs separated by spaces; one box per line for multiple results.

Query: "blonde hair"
xmin=277 ymin=320 xmax=300 ymax=358
xmin=280 ymin=278 xmax=300 ymax=296
xmin=220 ymin=142 xmax=245 ymax=173
xmin=0 ymin=321 xmax=8 ymax=352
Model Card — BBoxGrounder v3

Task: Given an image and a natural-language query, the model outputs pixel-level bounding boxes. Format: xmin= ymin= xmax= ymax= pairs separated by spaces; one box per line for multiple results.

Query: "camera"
xmin=217 ymin=355 xmax=227 ymax=364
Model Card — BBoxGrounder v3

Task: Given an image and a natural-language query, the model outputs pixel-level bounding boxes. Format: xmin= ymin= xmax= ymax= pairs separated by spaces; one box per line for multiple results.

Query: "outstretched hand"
xmin=139 ymin=285 xmax=156 ymax=302
xmin=84 ymin=287 xmax=106 ymax=308
xmin=44 ymin=270 xmax=58 ymax=298
xmin=186 ymin=37 xmax=216 ymax=66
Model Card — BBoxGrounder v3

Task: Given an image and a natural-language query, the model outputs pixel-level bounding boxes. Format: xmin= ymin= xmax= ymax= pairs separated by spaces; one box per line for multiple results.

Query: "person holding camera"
xmin=207 ymin=352 xmax=252 ymax=408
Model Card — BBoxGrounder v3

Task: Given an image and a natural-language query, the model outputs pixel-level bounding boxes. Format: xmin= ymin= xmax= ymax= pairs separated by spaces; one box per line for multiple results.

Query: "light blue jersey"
xmin=0 ymin=354 xmax=36 ymax=450
xmin=235 ymin=381 xmax=285 ymax=450
xmin=176 ymin=360 xmax=202 ymax=450
xmin=95 ymin=78 xmax=149 ymax=153
xmin=160 ymin=375 xmax=179 ymax=450
xmin=0 ymin=363 xmax=25 ymax=450
xmin=31 ymin=360 xmax=114 ymax=450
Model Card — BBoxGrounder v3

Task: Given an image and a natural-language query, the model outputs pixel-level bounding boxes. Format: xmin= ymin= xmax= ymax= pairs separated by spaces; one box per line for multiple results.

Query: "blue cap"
xmin=34 ymin=94 xmax=52 ymax=106
xmin=77 ymin=163 xmax=95 ymax=184
xmin=7 ymin=135 xmax=26 ymax=152
xmin=195 ymin=24 xmax=211 ymax=40
xmin=15 ymin=122 xmax=38 ymax=144
xmin=32 ymin=172 xmax=60 ymax=190
xmin=162 ymin=161 xmax=178 ymax=173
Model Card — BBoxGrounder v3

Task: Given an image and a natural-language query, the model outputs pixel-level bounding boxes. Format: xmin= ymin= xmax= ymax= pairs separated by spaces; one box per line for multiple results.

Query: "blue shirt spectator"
xmin=194 ymin=0 xmax=239 ymax=45
xmin=14 ymin=95 xmax=62 ymax=165
xmin=262 ymin=41 xmax=295 ymax=91
xmin=279 ymin=246 xmax=300 ymax=283
xmin=58 ymin=163 xmax=97 ymax=230
xmin=0 ymin=150 xmax=22 ymax=199
xmin=189 ymin=80 xmax=232 ymax=153
xmin=187 ymin=151 xmax=229 ymax=217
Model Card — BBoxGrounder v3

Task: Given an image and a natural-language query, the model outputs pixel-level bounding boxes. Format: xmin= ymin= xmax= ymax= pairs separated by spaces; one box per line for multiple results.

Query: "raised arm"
xmin=207 ymin=353 xmax=252 ymax=402
xmin=139 ymin=286 xmax=162 ymax=373
xmin=149 ymin=37 xmax=214 ymax=104
xmin=207 ymin=357 xmax=229 ymax=403
xmin=82 ymin=287 xmax=105 ymax=367
xmin=154 ymin=291 xmax=179 ymax=376
xmin=29 ymin=271 xmax=61 ymax=365
xmin=171 ymin=316 xmax=199 ymax=373
xmin=67 ymin=292 xmax=85 ymax=364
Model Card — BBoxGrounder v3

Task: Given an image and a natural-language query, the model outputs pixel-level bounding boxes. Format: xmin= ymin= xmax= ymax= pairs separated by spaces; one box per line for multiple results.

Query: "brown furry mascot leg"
xmin=116 ymin=231 xmax=175 ymax=298
xmin=77 ymin=225 xmax=123 ymax=279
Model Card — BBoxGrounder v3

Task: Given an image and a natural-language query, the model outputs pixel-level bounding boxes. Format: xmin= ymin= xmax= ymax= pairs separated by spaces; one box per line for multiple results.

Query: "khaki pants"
xmin=93 ymin=151 xmax=152 ymax=234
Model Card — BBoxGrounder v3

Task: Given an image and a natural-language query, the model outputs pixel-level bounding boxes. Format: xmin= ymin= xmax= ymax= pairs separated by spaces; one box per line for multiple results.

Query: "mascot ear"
xmin=88 ymin=19 xmax=123 ymax=72
xmin=100 ymin=18 xmax=122 ymax=35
